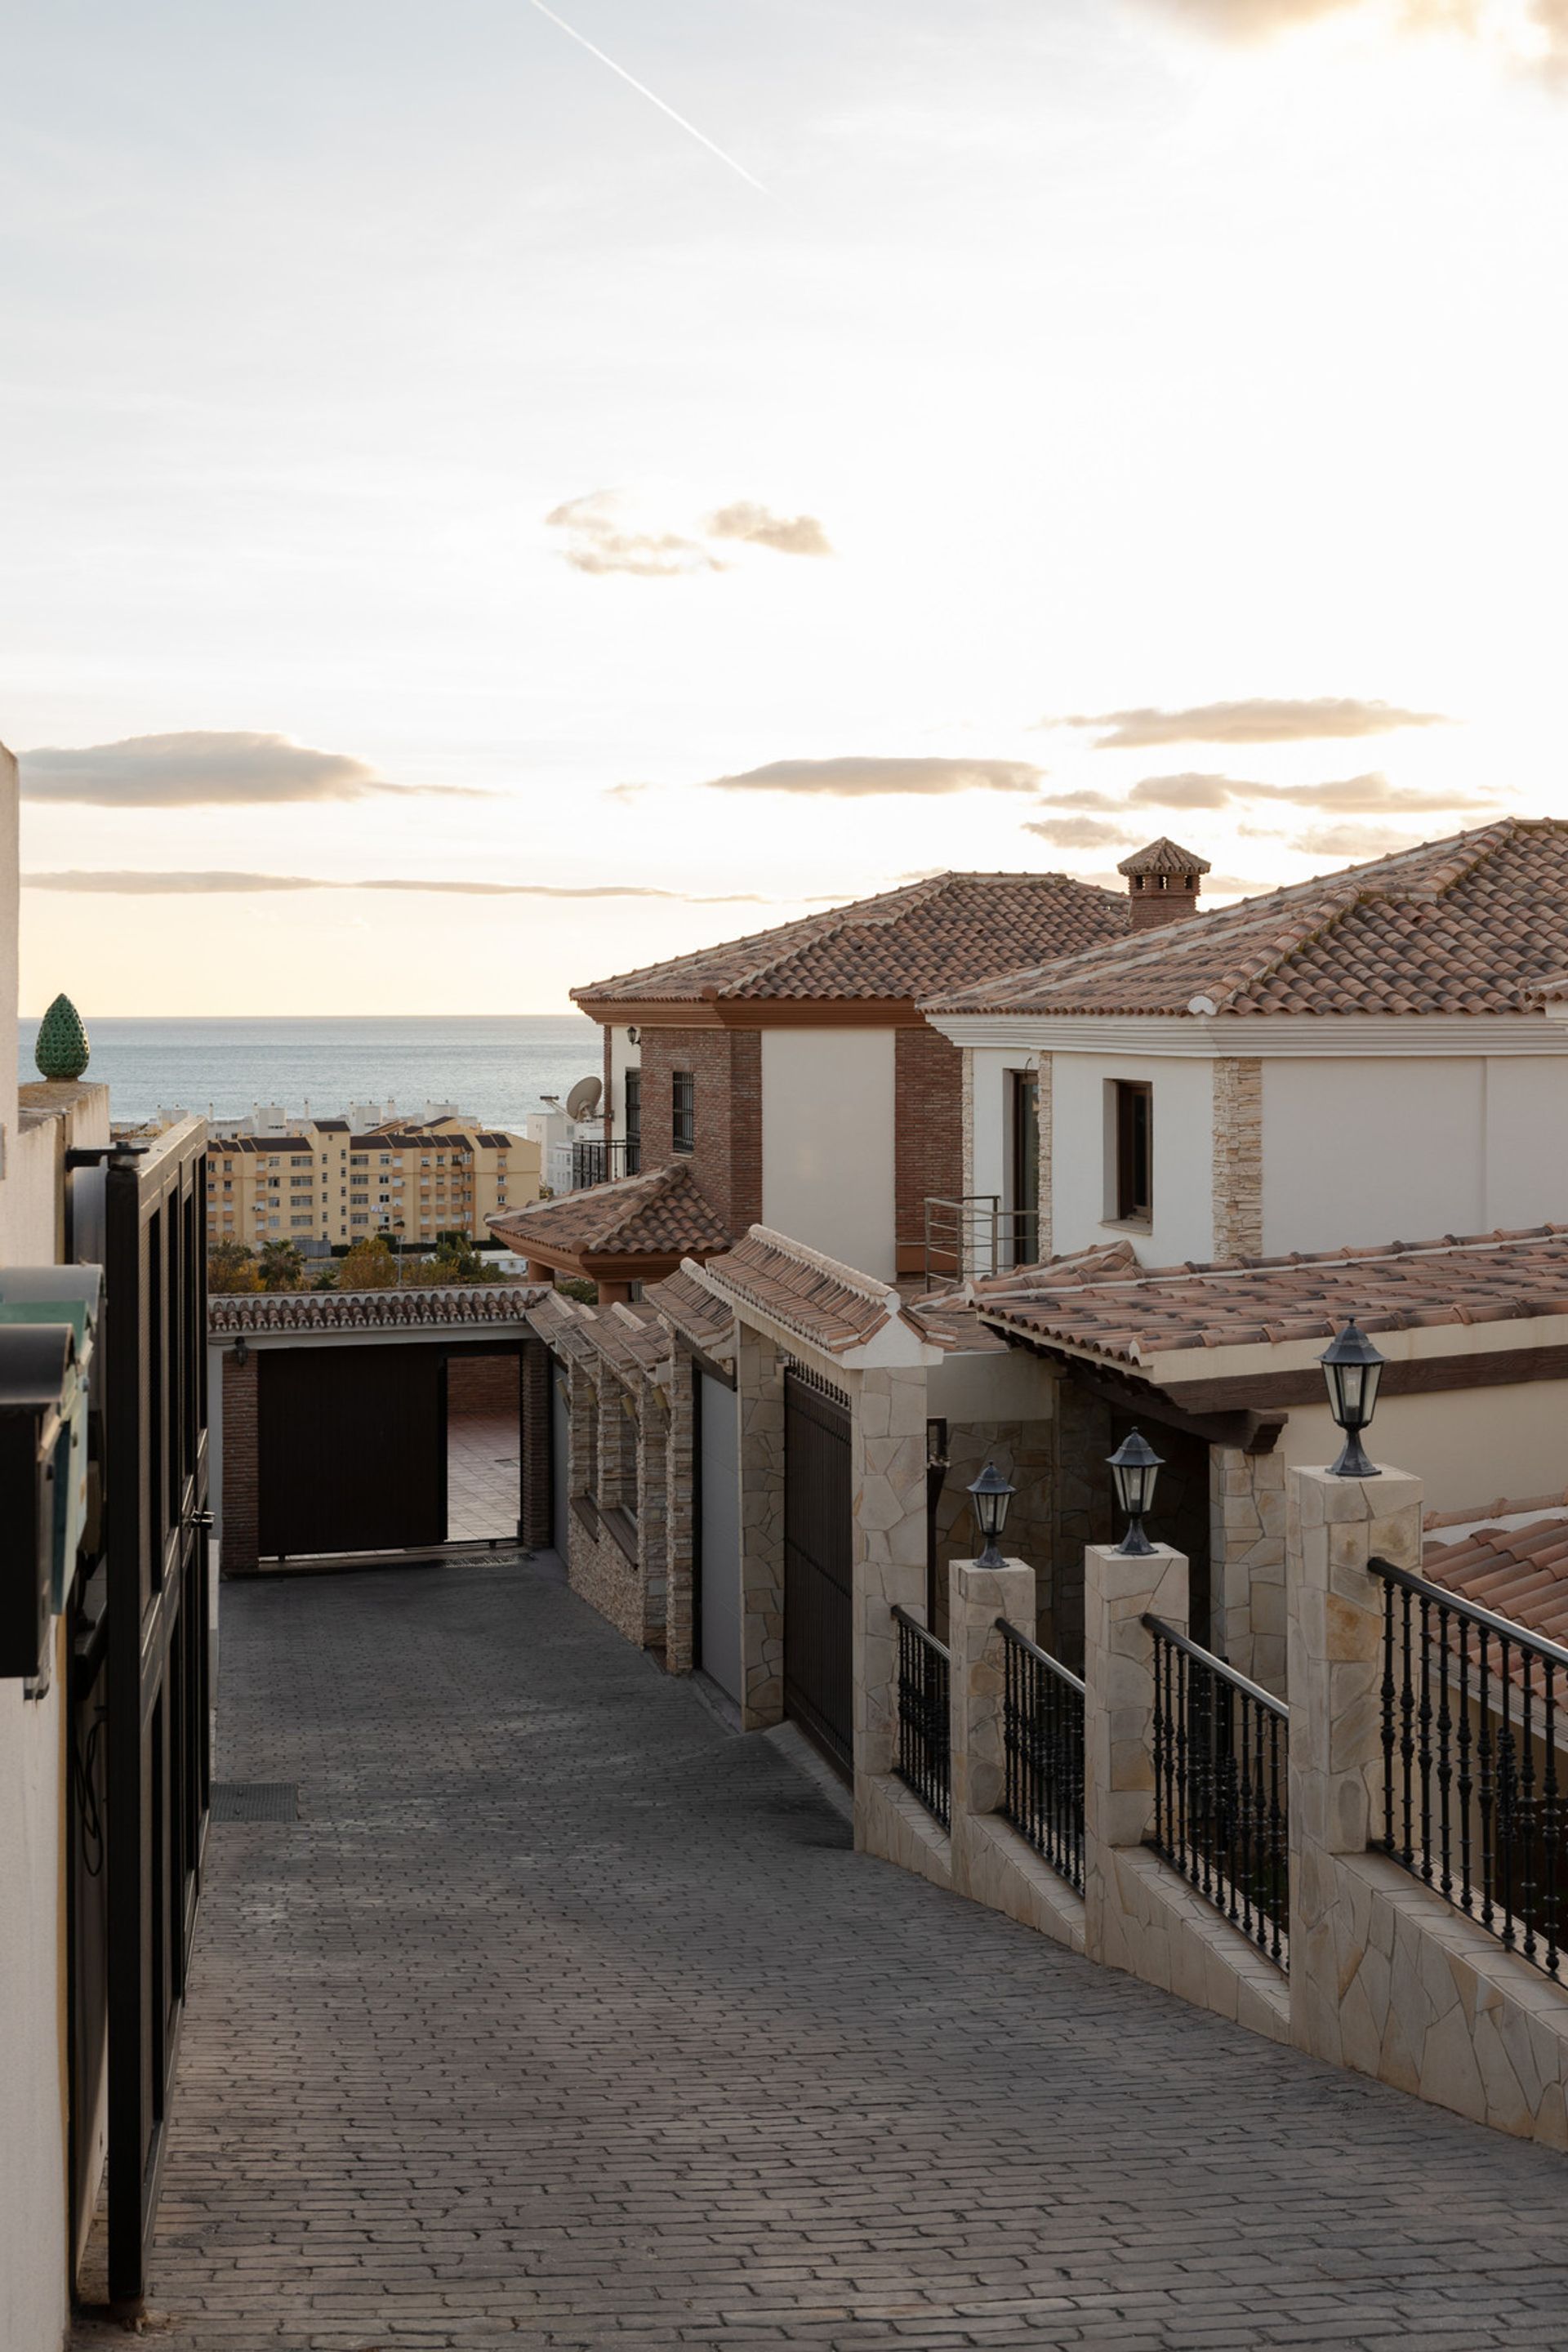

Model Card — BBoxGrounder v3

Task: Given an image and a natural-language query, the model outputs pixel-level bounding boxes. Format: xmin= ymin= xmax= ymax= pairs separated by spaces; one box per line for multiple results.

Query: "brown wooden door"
xmin=257 ymin=1343 xmax=447 ymax=1557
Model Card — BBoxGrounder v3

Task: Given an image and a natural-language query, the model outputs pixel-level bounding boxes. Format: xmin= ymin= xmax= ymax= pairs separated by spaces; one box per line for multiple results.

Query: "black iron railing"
xmin=571 ymin=1137 xmax=640 ymax=1189
xmin=1145 ymin=1615 xmax=1289 ymax=1968
xmin=998 ymin=1619 xmax=1085 ymax=1892
xmin=891 ymin=1605 xmax=951 ymax=1828
xmin=1372 ymin=1556 xmax=1568 ymax=1981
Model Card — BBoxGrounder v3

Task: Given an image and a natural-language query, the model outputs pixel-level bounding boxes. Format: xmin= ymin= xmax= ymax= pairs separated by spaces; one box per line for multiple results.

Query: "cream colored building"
xmin=205 ymin=1116 xmax=539 ymax=1250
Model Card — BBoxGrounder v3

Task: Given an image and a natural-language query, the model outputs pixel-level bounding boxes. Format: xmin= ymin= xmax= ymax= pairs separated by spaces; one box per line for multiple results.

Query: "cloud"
xmin=18 ymin=731 xmax=483 ymax=807
xmin=601 ymin=782 xmax=649 ymax=803
xmin=23 ymin=871 xmax=777 ymax=903
xmin=1143 ymin=0 xmax=1568 ymax=78
xmin=703 ymin=755 xmax=1043 ymax=797
xmin=1288 ymin=824 xmax=1426 ymax=858
xmin=1023 ymin=816 xmax=1139 ymax=851
xmin=545 ymin=492 xmax=723 ymax=579
xmin=705 ymin=502 xmax=834 ymax=558
xmin=1120 ymin=770 xmax=1498 ymax=814
xmin=1055 ymin=698 xmax=1451 ymax=749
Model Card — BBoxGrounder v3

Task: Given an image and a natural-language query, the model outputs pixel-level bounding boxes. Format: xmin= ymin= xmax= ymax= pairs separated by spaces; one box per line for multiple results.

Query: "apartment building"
xmin=205 ymin=1115 xmax=539 ymax=1248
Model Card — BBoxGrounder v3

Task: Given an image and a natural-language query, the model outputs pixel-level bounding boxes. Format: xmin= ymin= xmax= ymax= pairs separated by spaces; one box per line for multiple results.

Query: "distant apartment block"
xmin=200 ymin=1114 xmax=540 ymax=1247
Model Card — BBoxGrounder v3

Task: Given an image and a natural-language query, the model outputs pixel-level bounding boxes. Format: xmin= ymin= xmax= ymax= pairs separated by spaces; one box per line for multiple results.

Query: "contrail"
xmin=526 ymin=0 xmax=767 ymax=193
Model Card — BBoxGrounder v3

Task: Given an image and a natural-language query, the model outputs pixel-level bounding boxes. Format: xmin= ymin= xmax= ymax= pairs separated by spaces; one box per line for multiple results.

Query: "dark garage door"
xmin=783 ymin=1370 xmax=853 ymax=1776
xmin=258 ymin=1343 xmax=447 ymax=1558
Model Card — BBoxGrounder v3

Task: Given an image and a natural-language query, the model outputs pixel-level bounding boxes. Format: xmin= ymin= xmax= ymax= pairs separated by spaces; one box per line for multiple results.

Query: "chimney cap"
xmin=1116 ymin=836 xmax=1211 ymax=880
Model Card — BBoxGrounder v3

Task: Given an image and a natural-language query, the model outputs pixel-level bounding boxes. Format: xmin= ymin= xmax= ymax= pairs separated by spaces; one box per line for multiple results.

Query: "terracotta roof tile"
xmin=1117 ymin=837 xmax=1210 ymax=878
xmin=925 ymin=818 xmax=1568 ymax=1018
xmin=207 ymin=1285 xmax=539 ymax=1335
xmin=1423 ymin=1516 xmax=1568 ymax=1683
xmin=488 ymin=1163 xmax=730 ymax=1261
xmin=572 ymin=871 xmax=1129 ymax=1007
xmin=701 ymin=1230 xmax=898 ymax=1353
xmin=645 ymin=1265 xmax=736 ymax=1354
xmin=976 ymin=1226 xmax=1568 ymax=1366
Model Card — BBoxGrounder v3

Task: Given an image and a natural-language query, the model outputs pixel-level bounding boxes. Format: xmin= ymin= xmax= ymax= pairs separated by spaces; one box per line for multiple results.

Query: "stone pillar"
xmin=1212 ymin=1443 xmax=1287 ymax=1694
xmin=1082 ymin=1539 xmax=1188 ymax=1966
xmin=519 ymin=1335 xmax=552 ymax=1550
xmin=948 ymin=1553 xmax=1035 ymax=1900
xmin=596 ymin=1375 xmax=637 ymax=1512
xmin=635 ymin=1385 xmax=669 ymax=1646
xmin=662 ymin=1352 xmax=697 ymax=1675
xmin=1286 ymin=1462 xmax=1423 ymax=2065
xmin=736 ymin=1325 xmax=786 ymax=1730
xmin=853 ymin=1365 xmax=934 ymax=1793
xmin=220 ymin=1345 xmax=260 ymax=1576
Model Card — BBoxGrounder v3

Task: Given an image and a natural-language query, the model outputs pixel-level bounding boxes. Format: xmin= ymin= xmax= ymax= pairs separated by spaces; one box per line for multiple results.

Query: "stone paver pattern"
xmin=118 ymin=1553 xmax=1568 ymax=2351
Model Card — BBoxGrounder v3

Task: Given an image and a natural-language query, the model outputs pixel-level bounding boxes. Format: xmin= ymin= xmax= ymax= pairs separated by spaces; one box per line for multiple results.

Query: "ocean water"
xmin=16 ymin=1014 xmax=604 ymax=1133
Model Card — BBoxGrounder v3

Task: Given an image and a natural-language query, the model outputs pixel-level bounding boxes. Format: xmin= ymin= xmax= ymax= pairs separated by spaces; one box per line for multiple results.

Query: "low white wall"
xmin=761 ymin=1029 xmax=896 ymax=1279
xmin=1050 ymin=1052 xmax=1214 ymax=1266
xmin=0 ymin=1628 xmax=69 ymax=2352
xmin=608 ymin=1022 xmax=639 ymax=1135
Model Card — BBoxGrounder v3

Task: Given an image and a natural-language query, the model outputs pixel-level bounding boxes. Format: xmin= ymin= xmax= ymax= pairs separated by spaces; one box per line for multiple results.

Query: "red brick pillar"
xmin=221 ymin=1346 xmax=260 ymax=1576
xmin=519 ymin=1335 xmax=553 ymax=1551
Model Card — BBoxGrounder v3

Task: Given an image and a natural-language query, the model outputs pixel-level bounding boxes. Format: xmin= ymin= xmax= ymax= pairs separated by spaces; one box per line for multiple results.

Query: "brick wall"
xmin=446 ymin=1353 xmax=519 ymax=1417
xmin=220 ymin=1348 xmax=260 ymax=1576
xmin=895 ymin=1025 xmax=964 ymax=1269
xmin=638 ymin=1026 xmax=761 ymax=1233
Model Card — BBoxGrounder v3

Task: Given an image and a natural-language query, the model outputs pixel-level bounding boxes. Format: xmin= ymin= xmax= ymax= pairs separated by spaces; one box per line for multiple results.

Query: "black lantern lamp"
xmin=1320 ymin=1317 xmax=1385 ymax=1478
xmin=969 ymin=1462 xmax=1015 ymax=1567
xmin=1107 ymin=1428 xmax=1164 ymax=1557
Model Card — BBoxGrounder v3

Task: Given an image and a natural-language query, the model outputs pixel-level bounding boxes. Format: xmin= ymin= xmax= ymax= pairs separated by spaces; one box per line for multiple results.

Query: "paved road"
xmin=109 ymin=1552 xmax=1568 ymax=2351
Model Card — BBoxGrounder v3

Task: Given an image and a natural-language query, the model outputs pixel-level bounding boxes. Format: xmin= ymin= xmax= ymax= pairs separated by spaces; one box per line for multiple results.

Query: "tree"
xmin=207 ymin=1238 xmax=263 ymax=1294
xmin=336 ymin=1235 xmax=398 ymax=1290
xmin=257 ymin=1240 xmax=306 ymax=1292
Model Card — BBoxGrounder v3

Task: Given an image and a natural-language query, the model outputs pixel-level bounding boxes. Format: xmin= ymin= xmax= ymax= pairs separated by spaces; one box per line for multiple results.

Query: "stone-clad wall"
xmin=852 ymin=1365 xmax=932 ymax=1789
xmin=1212 ymin=1442 xmax=1287 ymax=1693
xmin=932 ymin=1419 xmax=1054 ymax=1647
xmin=662 ymin=1349 xmax=697 ymax=1675
xmin=1212 ymin=1057 xmax=1263 ymax=1258
xmin=737 ymin=1327 xmax=786 ymax=1728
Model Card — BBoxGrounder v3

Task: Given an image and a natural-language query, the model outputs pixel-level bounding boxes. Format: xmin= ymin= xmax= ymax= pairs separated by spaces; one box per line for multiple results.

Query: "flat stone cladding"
xmin=852 ymin=1364 xmax=931 ymax=1789
xmin=1035 ymin=1052 xmax=1054 ymax=1261
xmin=564 ymin=1499 xmax=648 ymax=1648
xmin=1050 ymin=1379 xmax=1112 ymax=1666
xmin=638 ymin=1026 xmax=761 ymax=1233
xmin=932 ymin=1418 xmax=1054 ymax=1648
xmin=1213 ymin=1441 xmax=1288 ymax=1694
xmin=894 ymin=1025 xmax=964 ymax=1269
xmin=1211 ymin=1056 xmax=1264 ymax=1258
xmin=960 ymin=1045 xmax=975 ymax=1200
xmin=662 ymin=1349 xmax=697 ymax=1674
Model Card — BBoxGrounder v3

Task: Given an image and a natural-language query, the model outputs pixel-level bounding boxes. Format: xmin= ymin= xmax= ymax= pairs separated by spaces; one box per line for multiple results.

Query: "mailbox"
xmin=0 ymin=1324 xmax=75 ymax=1679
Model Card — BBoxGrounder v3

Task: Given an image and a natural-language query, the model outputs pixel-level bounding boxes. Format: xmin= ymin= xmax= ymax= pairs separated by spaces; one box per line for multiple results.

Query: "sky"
xmin=4 ymin=0 xmax=1566 ymax=1015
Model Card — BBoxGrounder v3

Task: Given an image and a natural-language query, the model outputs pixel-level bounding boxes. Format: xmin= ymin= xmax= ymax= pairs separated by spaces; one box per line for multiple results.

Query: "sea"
xmin=15 ymin=1014 xmax=604 ymax=1134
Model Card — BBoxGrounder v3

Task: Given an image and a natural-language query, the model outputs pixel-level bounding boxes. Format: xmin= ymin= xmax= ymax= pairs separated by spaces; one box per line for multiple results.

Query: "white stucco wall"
xmin=607 ymin=1023 xmax=640 ymax=1134
xmin=1049 ymin=1053 xmax=1215 ymax=1266
xmin=1275 ymin=1381 xmax=1568 ymax=1521
xmin=761 ymin=1029 xmax=896 ymax=1279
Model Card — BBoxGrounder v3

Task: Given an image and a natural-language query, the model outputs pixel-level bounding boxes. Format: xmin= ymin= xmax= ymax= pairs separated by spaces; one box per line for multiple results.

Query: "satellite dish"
xmin=565 ymin=1075 xmax=603 ymax=1122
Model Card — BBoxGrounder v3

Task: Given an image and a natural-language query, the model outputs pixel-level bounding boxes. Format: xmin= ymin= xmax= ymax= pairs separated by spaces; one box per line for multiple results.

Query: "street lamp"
xmin=1107 ymin=1428 xmax=1164 ymax=1557
xmin=1320 ymin=1317 xmax=1385 ymax=1478
xmin=969 ymin=1463 xmax=1015 ymax=1567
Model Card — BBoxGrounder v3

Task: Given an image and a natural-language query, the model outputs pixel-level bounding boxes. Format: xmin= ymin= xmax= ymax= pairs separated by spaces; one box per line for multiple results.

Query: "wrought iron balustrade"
xmin=569 ymin=1137 xmax=641 ymax=1191
xmin=1145 ymin=1615 xmax=1289 ymax=1968
xmin=891 ymin=1605 xmax=951 ymax=1828
xmin=997 ymin=1619 xmax=1085 ymax=1892
xmin=1372 ymin=1556 xmax=1568 ymax=1981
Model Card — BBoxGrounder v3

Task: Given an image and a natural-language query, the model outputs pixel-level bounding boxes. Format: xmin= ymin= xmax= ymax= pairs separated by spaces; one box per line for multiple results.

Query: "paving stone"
xmin=76 ymin=1550 xmax=1568 ymax=2352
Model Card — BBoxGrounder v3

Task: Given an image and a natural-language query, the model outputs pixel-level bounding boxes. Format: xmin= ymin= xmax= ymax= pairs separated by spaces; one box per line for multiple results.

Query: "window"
xmin=1009 ymin=1070 xmax=1040 ymax=1265
xmin=624 ymin=1069 xmax=641 ymax=1174
xmin=672 ymin=1069 xmax=695 ymax=1155
xmin=1113 ymin=1080 xmax=1153 ymax=1224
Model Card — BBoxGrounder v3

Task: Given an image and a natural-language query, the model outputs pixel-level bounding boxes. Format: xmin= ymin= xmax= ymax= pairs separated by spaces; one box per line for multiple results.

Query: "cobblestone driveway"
xmin=121 ymin=1553 xmax=1568 ymax=2351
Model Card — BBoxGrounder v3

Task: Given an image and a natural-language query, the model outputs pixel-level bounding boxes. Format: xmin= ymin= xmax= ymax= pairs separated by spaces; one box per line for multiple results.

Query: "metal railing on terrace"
xmin=1145 ymin=1615 xmax=1289 ymax=1970
xmin=998 ymin=1619 xmax=1085 ymax=1893
xmin=891 ymin=1606 xmax=951 ymax=1828
xmin=920 ymin=1195 xmax=1038 ymax=1286
xmin=546 ymin=1137 xmax=642 ymax=1195
xmin=1373 ymin=1555 xmax=1568 ymax=1983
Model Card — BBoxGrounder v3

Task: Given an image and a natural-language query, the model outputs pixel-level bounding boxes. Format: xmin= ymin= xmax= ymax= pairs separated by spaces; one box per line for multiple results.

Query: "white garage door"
xmin=698 ymin=1372 xmax=743 ymax=1706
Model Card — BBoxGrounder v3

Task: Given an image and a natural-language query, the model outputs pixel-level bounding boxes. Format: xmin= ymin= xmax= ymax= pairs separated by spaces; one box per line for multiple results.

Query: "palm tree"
xmin=257 ymin=1240 xmax=306 ymax=1293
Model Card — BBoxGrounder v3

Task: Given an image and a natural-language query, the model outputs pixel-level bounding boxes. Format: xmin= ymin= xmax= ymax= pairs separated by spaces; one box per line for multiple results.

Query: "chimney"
xmin=1116 ymin=837 xmax=1210 ymax=932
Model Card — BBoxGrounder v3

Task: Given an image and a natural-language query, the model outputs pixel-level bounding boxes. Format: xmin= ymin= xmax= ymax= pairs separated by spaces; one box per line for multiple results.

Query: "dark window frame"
xmin=672 ymin=1069 xmax=696 ymax=1156
xmin=1113 ymin=1080 xmax=1153 ymax=1224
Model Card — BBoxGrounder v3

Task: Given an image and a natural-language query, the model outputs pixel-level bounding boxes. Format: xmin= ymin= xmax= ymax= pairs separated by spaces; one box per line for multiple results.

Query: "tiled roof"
xmin=572 ymin=871 xmax=1128 ymax=1007
xmin=975 ymin=1227 xmax=1568 ymax=1367
xmin=926 ymin=818 xmax=1568 ymax=1018
xmin=645 ymin=1265 xmax=737 ymax=1354
xmin=488 ymin=1162 xmax=730 ymax=1261
xmin=1423 ymin=1514 xmax=1568 ymax=1676
xmin=207 ymin=1285 xmax=540 ymax=1335
xmin=1117 ymin=837 xmax=1210 ymax=878
xmin=701 ymin=1230 xmax=900 ymax=1353
xmin=908 ymin=1243 xmax=1143 ymax=1355
xmin=528 ymin=1289 xmax=670 ymax=1379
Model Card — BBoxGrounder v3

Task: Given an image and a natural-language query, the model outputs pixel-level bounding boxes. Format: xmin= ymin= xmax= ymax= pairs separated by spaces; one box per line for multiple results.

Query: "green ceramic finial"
xmin=34 ymin=993 xmax=90 ymax=1082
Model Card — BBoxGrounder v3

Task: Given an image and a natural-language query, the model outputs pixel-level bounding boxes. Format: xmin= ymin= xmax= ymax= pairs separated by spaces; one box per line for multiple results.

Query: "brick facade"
xmin=445 ymin=1353 xmax=519 ymax=1417
xmin=637 ymin=1026 xmax=761 ymax=1235
xmin=894 ymin=1025 xmax=964 ymax=1270
xmin=220 ymin=1347 xmax=260 ymax=1576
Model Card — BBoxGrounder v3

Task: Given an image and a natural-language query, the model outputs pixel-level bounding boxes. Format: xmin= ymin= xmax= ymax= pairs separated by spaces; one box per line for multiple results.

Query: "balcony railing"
xmin=891 ymin=1605 xmax=951 ymax=1828
xmin=921 ymin=1195 xmax=1039 ymax=1285
xmin=546 ymin=1138 xmax=642 ymax=1195
xmin=1145 ymin=1615 xmax=1289 ymax=1969
xmin=1373 ymin=1555 xmax=1568 ymax=1983
xmin=998 ymin=1619 xmax=1086 ymax=1893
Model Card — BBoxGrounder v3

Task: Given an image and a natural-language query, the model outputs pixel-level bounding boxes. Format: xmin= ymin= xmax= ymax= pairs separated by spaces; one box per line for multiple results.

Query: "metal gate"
xmin=256 ymin=1344 xmax=447 ymax=1557
xmin=104 ymin=1121 xmax=210 ymax=2312
xmin=783 ymin=1370 xmax=853 ymax=1775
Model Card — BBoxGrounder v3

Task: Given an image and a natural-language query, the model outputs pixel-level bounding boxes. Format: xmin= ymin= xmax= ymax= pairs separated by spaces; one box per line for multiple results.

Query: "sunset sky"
xmin=5 ymin=0 xmax=1566 ymax=1014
